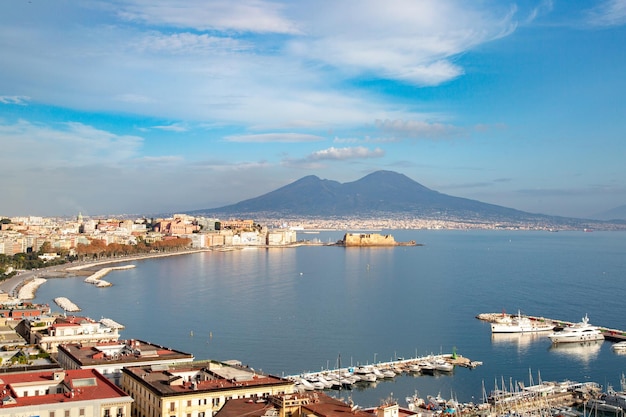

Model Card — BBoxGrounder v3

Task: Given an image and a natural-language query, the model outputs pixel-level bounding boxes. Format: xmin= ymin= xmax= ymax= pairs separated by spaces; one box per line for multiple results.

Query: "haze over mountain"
xmin=189 ymin=171 xmax=623 ymax=229
xmin=591 ymin=205 xmax=626 ymax=221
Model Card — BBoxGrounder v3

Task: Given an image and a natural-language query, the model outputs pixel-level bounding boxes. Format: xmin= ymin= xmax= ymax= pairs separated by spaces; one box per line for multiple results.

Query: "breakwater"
xmin=83 ymin=264 xmax=136 ymax=287
xmin=54 ymin=297 xmax=80 ymax=312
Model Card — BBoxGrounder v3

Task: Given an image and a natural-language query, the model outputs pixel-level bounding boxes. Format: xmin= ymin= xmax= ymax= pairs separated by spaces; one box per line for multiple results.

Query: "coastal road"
xmin=0 ymin=249 xmax=211 ymax=299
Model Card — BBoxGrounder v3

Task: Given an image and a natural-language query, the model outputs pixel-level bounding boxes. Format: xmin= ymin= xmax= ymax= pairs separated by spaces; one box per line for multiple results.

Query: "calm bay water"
xmin=34 ymin=230 xmax=626 ymax=408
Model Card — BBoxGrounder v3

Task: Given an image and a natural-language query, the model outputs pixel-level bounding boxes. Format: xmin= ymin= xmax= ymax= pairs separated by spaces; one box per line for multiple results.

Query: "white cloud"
xmin=308 ymin=146 xmax=385 ymax=161
xmin=225 ymin=133 xmax=325 ymax=143
xmin=0 ymin=95 xmax=30 ymax=105
xmin=113 ymin=0 xmax=300 ymax=34
xmin=133 ymin=32 xmax=249 ymax=55
xmin=0 ymin=0 xmax=527 ymax=128
xmin=586 ymin=0 xmax=626 ymax=26
xmin=376 ymin=119 xmax=464 ymax=139
xmin=288 ymin=0 xmax=519 ymax=86
xmin=0 ymin=120 xmax=143 ymax=169
xmin=152 ymin=123 xmax=188 ymax=132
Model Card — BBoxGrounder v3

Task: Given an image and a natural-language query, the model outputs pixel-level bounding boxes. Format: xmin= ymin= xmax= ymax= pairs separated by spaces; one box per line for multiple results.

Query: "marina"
xmin=287 ymin=353 xmax=482 ymax=392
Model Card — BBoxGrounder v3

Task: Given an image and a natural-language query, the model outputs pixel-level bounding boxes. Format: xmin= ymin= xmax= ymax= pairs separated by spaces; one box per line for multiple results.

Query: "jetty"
xmin=477 ymin=312 xmax=626 ymax=341
xmin=54 ymin=297 xmax=80 ymax=312
xmin=84 ymin=264 xmax=136 ymax=287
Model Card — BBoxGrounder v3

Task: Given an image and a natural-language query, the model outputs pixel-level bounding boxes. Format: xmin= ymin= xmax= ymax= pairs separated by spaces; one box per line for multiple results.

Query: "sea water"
xmin=33 ymin=230 xmax=626 ymax=408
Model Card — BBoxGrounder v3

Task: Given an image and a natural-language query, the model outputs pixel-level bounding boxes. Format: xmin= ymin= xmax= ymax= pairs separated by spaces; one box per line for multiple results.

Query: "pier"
xmin=477 ymin=312 xmax=626 ymax=341
xmin=286 ymin=352 xmax=482 ymax=392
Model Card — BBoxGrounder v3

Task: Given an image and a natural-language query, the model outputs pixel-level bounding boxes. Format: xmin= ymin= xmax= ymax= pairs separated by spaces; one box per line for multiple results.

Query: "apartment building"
xmin=26 ymin=315 xmax=121 ymax=353
xmin=120 ymin=360 xmax=295 ymax=417
xmin=0 ymin=368 xmax=133 ymax=417
xmin=57 ymin=339 xmax=195 ymax=386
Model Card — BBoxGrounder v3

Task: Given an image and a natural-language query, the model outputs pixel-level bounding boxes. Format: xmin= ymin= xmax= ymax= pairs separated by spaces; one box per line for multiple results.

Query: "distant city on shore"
xmin=1 ymin=209 xmax=625 ymax=263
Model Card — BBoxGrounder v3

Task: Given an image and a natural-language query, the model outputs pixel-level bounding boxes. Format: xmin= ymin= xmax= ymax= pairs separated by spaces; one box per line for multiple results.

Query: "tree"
xmin=38 ymin=241 xmax=53 ymax=255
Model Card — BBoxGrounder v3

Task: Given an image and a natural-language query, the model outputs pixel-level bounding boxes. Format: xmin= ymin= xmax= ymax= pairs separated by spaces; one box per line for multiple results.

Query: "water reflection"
xmin=548 ymin=340 xmax=603 ymax=363
xmin=491 ymin=332 xmax=548 ymax=349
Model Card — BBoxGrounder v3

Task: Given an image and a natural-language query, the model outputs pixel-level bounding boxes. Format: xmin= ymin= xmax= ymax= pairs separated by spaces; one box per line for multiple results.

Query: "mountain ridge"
xmin=186 ymin=170 xmax=625 ymax=229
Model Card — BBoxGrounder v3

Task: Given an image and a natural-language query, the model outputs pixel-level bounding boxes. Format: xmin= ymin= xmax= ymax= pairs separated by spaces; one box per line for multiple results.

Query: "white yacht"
xmin=491 ymin=310 xmax=555 ymax=333
xmin=612 ymin=341 xmax=626 ymax=352
xmin=548 ymin=314 xmax=604 ymax=344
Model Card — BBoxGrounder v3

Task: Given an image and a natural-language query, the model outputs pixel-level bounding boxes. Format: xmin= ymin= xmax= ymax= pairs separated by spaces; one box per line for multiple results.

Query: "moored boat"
xmin=612 ymin=341 xmax=626 ymax=352
xmin=491 ymin=310 xmax=555 ymax=333
xmin=548 ymin=314 xmax=604 ymax=344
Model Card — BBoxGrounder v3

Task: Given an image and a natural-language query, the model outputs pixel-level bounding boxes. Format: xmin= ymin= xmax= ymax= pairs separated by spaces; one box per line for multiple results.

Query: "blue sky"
xmin=1 ymin=0 xmax=625 ymax=218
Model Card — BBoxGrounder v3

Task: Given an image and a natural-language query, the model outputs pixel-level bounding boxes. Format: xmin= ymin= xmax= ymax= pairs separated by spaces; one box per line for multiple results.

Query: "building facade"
xmin=121 ymin=361 xmax=295 ymax=417
xmin=57 ymin=339 xmax=195 ymax=386
xmin=0 ymin=368 xmax=133 ymax=417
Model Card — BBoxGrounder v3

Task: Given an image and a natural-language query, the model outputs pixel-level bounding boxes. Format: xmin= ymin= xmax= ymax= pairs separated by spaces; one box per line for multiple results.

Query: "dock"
xmin=286 ymin=352 xmax=482 ymax=392
xmin=477 ymin=312 xmax=626 ymax=341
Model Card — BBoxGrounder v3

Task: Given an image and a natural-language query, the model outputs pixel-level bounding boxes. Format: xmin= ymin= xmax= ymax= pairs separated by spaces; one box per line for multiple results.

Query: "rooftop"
xmin=123 ymin=361 xmax=293 ymax=395
xmin=214 ymin=392 xmax=376 ymax=417
xmin=58 ymin=339 xmax=194 ymax=366
xmin=0 ymin=368 xmax=132 ymax=409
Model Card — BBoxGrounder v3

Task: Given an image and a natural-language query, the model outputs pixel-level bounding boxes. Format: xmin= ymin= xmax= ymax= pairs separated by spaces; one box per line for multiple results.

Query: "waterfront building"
xmin=266 ymin=229 xmax=297 ymax=245
xmin=214 ymin=392 xmax=382 ymax=417
xmin=120 ymin=360 xmax=295 ymax=417
xmin=24 ymin=315 xmax=121 ymax=353
xmin=57 ymin=339 xmax=195 ymax=386
xmin=0 ymin=368 xmax=133 ymax=417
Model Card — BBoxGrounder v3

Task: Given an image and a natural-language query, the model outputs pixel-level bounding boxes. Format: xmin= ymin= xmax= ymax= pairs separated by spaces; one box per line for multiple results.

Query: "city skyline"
xmin=2 ymin=1 xmax=626 ymax=218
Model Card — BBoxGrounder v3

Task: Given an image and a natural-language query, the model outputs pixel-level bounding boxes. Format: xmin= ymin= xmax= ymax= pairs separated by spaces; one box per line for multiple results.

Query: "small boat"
xmin=586 ymin=398 xmax=623 ymax=413
xmin=358 ymin=372 xmax=377 ymax=382
xmin=548 ymin=314 xmax=604 ymax=344
xmin=419 ymin=361 xmax=435 ymax=375
xmin=379 ymin=368 xmax=396 ymax=378
xmin=406 ymin=391 xmax=425 ymax=412
xmin=432 ymin=358 xmax=454 ymax=372
xmin=408 ymin=363 xmax=422 ymax=373
xmin=612 ymin=341 xmax=626 ymax=352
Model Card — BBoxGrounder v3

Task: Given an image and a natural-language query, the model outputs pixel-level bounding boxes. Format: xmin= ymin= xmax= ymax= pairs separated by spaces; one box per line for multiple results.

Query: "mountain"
xmin=591 ymin=205 xmax=626 ymax=221
xmin=188 ymin=170 xmax=575 ymax=225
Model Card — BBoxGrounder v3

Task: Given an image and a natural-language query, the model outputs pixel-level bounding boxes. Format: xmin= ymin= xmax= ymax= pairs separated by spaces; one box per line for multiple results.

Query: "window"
xmin=65 ymin=411 xmax=70 ymax=417
xmin=187 ymin=400 xmax=191 ymax=407
xmin=80 ymin=409 xmax=85 ymax=416
xmin=50 ymin=412 xmax=55 ymax=417
xmin=104 ymin=408 xmax=111 ymax=417
xmin=169 ymin=403 xmax=175 ymax=412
